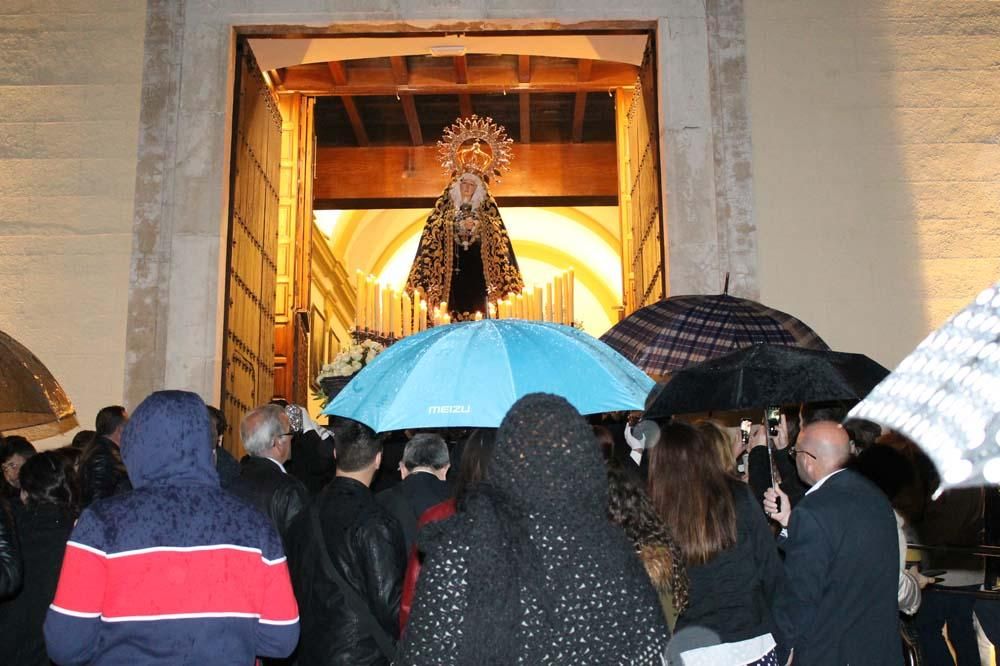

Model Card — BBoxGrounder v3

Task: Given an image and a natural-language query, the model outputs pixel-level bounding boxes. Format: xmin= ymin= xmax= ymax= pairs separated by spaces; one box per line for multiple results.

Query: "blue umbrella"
xmin=322 ymin=319 xmax=655 ymax=432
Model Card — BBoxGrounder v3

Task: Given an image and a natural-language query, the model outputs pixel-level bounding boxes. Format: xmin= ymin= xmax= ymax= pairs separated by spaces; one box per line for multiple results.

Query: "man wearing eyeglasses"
xmin=763 ymin=421 xmax=902 ymax=666
xmin=233 ymin=404 xmax=309 ymax=547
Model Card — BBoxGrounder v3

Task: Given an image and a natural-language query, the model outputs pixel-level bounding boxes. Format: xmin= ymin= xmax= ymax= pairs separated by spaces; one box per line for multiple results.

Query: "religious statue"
xmin=405 ymin=116 xmax=524 ymax=321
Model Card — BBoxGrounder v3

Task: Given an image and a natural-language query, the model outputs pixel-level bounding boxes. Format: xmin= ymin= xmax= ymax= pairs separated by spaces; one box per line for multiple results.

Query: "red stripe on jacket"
xmin=400 ymin=497 xmax=457 ymax=632
xmin=51 ymin=543 xmax=298 ymax=623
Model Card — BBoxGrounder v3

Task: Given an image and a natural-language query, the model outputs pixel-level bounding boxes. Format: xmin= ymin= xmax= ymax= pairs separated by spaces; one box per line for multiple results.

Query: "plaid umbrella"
xmin=600 ymin=294 xmax=829 ymax=376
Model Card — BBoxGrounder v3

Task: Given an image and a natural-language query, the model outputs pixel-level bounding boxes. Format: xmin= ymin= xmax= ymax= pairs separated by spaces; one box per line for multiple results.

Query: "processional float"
xmin=352 ymin=115 xmax=577 ymax=346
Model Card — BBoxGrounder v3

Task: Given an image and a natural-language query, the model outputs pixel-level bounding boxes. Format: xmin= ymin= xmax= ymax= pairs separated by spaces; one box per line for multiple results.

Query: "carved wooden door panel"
xmin=622 ymin=42 xmax=667 ymax=313
xmin=220 ymin=43 xmax=282 ymax=457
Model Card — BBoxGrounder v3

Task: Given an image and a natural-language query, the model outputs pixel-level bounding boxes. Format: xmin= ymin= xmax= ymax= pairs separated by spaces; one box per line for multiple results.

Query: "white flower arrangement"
xmin=314 ymin=339 xmax=385 ymax=406
xmin=317 ymin=339 xmax=384 ymax=381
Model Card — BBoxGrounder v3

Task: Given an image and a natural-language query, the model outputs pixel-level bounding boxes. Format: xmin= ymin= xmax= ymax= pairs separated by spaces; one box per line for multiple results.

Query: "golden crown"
xmin=438 ymin=115 xmax=514 ymax=182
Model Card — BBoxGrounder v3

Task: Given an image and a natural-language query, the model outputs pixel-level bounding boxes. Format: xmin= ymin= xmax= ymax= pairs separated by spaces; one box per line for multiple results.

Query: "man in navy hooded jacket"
xmin=44 ymin=390 xmax=300 ymax=664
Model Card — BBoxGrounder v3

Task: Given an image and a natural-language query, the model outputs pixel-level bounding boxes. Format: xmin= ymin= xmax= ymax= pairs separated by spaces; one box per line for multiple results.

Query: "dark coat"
xmin=232 ymin=456 xmax=309 ymax=544
xmin=214 ymin=445 xmax=241 ymax=490
xmin=0 ymin=503 xmax=74 ymax=664
xmin=284 ymin=430 xmax=335 ymax=496
xmin=669 ymin=480 xmax=785 ymax=657
xmin=0 ymin=500 xmax=20 ymax=600
xmin=376 ymin=471 xmax=451 ymax=553
xmin=79 ymin=436 xmax=131 ymax=508
xmin=773 ymin=469 xmax=903 ymax=666
xmin=748 ymin=445 xmax=806 ymax=511
xmin=44 ymin=391 xmax=299 ymax=665
xmin=286 ymin=476 xmax=406 ymax=666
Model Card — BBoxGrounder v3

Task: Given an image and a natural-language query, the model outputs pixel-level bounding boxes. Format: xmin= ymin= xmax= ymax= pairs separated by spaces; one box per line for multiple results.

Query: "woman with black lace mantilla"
xmin=405 ymin=116 xmax=524 ymax=321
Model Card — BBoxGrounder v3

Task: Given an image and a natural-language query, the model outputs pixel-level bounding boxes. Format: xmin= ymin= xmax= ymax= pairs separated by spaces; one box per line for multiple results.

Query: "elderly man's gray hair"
xmin=402 ymin=433 xmax=450 ymax=471
xmin=240 ymin=404 xmax=286 ymax=457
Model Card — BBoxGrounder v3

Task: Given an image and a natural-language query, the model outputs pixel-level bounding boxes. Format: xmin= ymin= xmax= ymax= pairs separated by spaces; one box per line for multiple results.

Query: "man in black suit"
xmin=764 ymin=421 xmax=902 ymax=665
xmin=233 ymin=404 xmax=309 ymax=546
xmin=376 ymin=433 xmax=451 ymax=553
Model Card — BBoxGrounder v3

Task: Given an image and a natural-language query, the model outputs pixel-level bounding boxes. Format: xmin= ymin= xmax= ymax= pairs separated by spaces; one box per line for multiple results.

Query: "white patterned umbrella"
xmin=849 ymin=279 xmax=1000 ymax=490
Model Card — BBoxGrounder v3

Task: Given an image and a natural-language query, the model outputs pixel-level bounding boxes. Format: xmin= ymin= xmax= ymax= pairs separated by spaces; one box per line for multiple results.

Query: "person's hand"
xmin=764 ymin=485 xmax=791 ymax=527
xmin=774 ymin=414 xmax=790 ymax=450
xmin=908 ymin=565 xmax=934 ymax=589
xmin=729 ymin=427 xmax=747 ymax=459
xmin=749 ymin=424 xmax=767 ymax=450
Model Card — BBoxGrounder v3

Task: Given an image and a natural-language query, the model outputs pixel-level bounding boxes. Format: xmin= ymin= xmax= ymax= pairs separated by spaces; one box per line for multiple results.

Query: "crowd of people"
xmin=0 ymin=386 xmax=997 ymax=665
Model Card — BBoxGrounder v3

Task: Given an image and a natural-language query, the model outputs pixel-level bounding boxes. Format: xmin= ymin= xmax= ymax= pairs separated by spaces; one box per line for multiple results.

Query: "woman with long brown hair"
xmin=649 ymin=421 xmax=786 ymax=666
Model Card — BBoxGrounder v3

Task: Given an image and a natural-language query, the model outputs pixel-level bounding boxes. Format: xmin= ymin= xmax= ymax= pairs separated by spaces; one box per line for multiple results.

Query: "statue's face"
xmin=459 ymin=180 xmax=476 ymax=201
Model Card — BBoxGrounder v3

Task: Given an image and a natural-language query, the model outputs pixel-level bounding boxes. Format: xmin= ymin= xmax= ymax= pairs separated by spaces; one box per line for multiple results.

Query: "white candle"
xmin=390 ymin=289 xmax=401 ymax=337
xmin=355 ymin=269 xmax=366 ymax=330
xmin=567 ymin=268 xmax=575 ymax=325
xmin=546 ymin=282 xmax=554 ymax=322
xmin=554 ymin=274 xmax=564 ymax=324
xmin=402 ymin=291 xmax=412 ymax=337
xmin=381 ymin=285 xmax=391 ymax=335
xmin=365 ymin=275 xmax=378 ymax=331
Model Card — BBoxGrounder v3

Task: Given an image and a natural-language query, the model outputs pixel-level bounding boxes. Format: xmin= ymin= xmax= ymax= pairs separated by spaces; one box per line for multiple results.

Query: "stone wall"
xmin=748 ymin=0 xmax=1000 ymax=367
xmin=0 ymin=1 xmax=146 ymax=440
xmin=124 ymin=0 xmax=753 ymax=407
xmin=18 ymin=0 xmax=995 ymax=427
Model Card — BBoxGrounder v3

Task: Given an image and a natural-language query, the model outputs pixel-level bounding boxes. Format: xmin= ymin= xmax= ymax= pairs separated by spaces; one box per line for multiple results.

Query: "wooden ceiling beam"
xmin=454 ymin=55 xmax=468 ymax=84
xmin=341 ymin=97 xmax=369 ymax=147
xmin=577 ymin=59 xmax=593 ymax=82
xmin=459 ymin=94 xmax=474 ymax=118
xmin=399 ymin=94 xmax=423 ymax=146
xmin=326 ymin=61 xmax=348 ymax=86
xmin=572 ymin=91 xmax=588 ymax=143
xmin=269 ymin=69 xmax=286 ymax=90
xmin=388 ymin=57 xmax=421 ymax=145
xmin=519 ymin=93 xmax=531 ymax=144
xmin=454 ymin=55 xmax=471 ymax=118
xmin=390 ymin=56 xmax=409 ymax=85
xmin=287 ymin=59 xmax=636 ymax=96
xmin=315 ymin=143 xmax=618 ymax=201
xmin=518 ymin=55 xmax=531 ymax=83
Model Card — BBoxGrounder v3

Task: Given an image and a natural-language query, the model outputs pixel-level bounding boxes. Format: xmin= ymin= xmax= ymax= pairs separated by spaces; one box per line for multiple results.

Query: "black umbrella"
xmin=645 ymin=343 xmax=889 ymax=419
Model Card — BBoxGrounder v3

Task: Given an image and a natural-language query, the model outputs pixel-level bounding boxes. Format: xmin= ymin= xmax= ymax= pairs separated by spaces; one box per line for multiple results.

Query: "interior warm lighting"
xmin=314 ymin=210 xmax=343 ymax=238
xmin=429 ymin=45 xmax=466 ymax=57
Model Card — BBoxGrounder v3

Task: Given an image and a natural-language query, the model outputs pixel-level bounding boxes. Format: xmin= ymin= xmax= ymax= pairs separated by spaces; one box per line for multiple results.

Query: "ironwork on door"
xmin=622 ymin=42 xmax=667 ymax=313
xmin=220 ymin=43 xmax=282 ymax=457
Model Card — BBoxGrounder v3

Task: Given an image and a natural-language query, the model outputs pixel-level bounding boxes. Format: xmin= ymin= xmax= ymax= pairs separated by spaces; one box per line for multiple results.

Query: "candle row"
xmin=355 ymin=268 xmax=577 ymax=338
xmin=355 ymin=271 xmax=429 ymax=337
xmin=492 ymin=269 xmax=575 ymax=325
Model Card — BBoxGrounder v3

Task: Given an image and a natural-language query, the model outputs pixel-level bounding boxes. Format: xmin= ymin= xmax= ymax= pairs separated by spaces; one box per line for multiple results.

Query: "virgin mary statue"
xmin=405 ymin=116 xmax=524 ymax=321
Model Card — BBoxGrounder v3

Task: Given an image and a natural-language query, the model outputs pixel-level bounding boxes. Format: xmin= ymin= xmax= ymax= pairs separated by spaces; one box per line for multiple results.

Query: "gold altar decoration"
xmin=438 ymin=114 xmax=514 ymax=182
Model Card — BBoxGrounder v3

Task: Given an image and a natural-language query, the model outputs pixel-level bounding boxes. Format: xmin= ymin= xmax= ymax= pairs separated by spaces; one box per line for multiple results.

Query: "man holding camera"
xmin=764 ymin=421 xmax=902 ymax=665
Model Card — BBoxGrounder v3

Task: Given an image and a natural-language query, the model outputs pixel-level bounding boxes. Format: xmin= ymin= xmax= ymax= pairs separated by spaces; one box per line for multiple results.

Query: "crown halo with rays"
xmin=438 ymin=115 xmax=514 ymax=183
